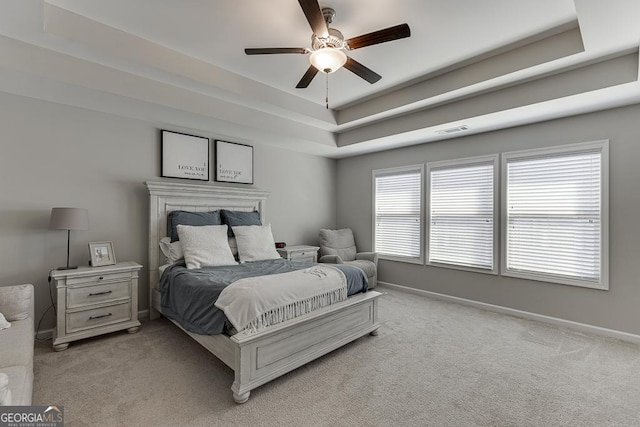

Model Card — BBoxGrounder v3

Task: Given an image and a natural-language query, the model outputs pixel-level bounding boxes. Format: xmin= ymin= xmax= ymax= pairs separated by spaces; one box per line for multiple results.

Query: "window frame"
xmin=426 ymin=154 xmax=499 ymax=274
xmin=372 ymin=164 xmax=425 ymax=264
xmin=500 ymin=140 xmax=609 ymax=290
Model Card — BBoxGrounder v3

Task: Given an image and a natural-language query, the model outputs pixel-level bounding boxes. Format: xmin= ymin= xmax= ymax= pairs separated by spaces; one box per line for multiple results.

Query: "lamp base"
xmin=56 ymin=266 xmax=78 ymax=270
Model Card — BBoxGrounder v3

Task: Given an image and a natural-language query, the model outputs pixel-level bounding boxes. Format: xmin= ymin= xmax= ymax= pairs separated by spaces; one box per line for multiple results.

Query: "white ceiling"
xmin=44 ymin=0 xmax=580 ymax=107
xmin=0 ymin=0 xmax=639 ymax=158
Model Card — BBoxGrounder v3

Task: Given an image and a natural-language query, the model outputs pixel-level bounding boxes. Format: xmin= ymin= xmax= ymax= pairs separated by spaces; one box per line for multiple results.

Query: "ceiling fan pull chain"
xmin=325 ymin=72 xmax=329 ymax=109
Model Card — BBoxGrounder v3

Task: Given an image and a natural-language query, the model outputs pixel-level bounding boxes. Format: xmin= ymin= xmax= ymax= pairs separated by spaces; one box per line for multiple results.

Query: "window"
xmin=373 ymin=165 xmax=423 ymax=263
xmin=427 ymin=155 xmax=498 ymax=273
xmin=501 ymin=140 xmax=609 ymax=289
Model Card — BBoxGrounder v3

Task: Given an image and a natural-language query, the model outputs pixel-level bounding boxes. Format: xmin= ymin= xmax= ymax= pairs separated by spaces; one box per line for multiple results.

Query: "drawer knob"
xmin=89 ymin=313 xmax=112 ymax=320
xmin=99 ymin=276 xmax=104 ymax=280
xmin=89 ymin=290 xmax=112 ymax=297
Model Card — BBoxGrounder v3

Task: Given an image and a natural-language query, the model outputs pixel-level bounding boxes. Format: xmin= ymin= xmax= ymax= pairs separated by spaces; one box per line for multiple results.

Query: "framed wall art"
xmin=89 ymin=241 xmax=117 ymax=267
xmin=161 ymin=130 xmax=210 ymax=181
xmin=215 ymin=140 xmax=254 ymax=184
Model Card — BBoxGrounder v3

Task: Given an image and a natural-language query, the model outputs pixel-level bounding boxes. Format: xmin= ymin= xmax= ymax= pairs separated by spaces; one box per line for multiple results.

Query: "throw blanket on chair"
xmin=215 ymin=264 xmax=347 ymax=333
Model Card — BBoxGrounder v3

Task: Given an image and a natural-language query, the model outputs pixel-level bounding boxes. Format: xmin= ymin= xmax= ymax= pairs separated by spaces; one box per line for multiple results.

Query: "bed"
xmin=146 ymin=180 xmax=381 ymax=403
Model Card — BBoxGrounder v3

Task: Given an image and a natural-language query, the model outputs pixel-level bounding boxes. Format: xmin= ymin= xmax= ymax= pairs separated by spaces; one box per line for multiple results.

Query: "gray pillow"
xmin=220 ymin=210 xmax=261 ymax=237
xmin=168 ymin=210 xmax=222 ymax=242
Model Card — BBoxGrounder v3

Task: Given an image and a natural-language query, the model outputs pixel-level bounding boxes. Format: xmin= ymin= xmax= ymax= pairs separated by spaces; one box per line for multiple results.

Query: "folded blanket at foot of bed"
xmin=215 ymin=264 xmax=347 ymax=333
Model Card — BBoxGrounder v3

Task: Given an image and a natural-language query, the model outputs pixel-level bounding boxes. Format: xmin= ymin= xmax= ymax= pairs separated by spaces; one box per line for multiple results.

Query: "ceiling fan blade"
xmin=245 ymin=48 xmax=308 ymax=55
xmin=343 ymin=57 xmax=382 ymax=84
xmin=296 ymin=65 xmax=319 ymax=88
xmin=298 ymin=0 xmax=328 ymax=37
xmin=346 ymin=23 xmax=411 ymax=50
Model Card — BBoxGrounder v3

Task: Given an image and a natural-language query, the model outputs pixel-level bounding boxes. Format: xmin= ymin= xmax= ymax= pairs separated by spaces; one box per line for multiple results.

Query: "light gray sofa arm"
xmin=0 ymin=284 xmax=34 ymax=406
xmin=319 ymin=255 xmax=344 ymax=264
xmin=356 ymin=252 xmax=378 ymax=266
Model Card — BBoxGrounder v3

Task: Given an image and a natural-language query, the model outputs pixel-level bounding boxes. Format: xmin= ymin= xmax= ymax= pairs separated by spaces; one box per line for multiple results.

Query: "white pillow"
xmin=160 ymin=236 xmax=237 ymax=262
xmin=0 ymin=313 xmax=10 ymax=330
xmin=0 ymin=372 xmax=11 ymax=406
xmin=0 ymin=285 xmax=32 ymax=321
xmin=233 ymin=224 xmax=282 ymax=263
xmin=177 ymin=224 xmax=238 ymax=269
xmin=159 ymin=237 xmax=184 ymax=264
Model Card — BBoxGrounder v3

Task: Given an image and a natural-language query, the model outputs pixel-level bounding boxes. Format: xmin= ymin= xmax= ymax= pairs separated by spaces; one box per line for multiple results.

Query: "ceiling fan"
xmin=244 ymin=0 xmax=411 ymax=89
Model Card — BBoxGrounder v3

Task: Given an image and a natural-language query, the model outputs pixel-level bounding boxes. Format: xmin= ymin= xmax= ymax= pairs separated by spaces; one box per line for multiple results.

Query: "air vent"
xmin=436 ymin=125 xmax=469 ymax=135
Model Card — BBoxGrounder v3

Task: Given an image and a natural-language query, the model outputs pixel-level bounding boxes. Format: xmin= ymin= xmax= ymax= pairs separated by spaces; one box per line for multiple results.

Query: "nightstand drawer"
xmin=67 ymin=281 xmax=131 ymax=308
xmin=290 ymin=250 xmax=315 ymax=259
xmin=278 ymin=246 xmax=319 ymax=263
xmin=66 ymin=302 xmax=132 ymax=333
xmin=66 ymin=271 xmax=132 ymax=286
xmin=290 ymin=253 xmax=316 ymax=262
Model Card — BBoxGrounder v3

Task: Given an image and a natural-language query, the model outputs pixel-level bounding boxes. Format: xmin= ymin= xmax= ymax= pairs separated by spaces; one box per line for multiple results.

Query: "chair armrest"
xmin=356 ymin=252 xmax=378 ymax=265
xmin=319 ymin=255 xmax=344 ymax=264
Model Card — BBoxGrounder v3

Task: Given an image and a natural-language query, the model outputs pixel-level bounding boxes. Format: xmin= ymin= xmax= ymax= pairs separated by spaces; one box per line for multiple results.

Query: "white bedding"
xmin=215 ymin=264 xmax=347 ymax=333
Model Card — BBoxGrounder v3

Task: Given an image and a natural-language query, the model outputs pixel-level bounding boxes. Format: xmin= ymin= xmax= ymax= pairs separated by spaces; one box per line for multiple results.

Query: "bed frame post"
xmin=231 ymin=345 xmax=252 ymax=403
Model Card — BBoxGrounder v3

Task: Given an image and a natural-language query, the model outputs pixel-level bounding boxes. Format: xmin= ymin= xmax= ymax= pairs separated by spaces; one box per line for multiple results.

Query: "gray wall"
xmin=0 ymin=92 xmax=337 ymax=330
xmin=337 ymin=103 xmax=640 ymax=335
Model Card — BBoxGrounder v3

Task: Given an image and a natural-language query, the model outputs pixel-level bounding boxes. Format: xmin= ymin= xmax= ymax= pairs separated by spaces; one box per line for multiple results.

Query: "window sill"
xmin=426 ymin=261 xmax=497 ymax=275
xmin=379 ymin=254 xmax=424 ymax=265
xmin=501 ymin=269 xmax=608 ymax=290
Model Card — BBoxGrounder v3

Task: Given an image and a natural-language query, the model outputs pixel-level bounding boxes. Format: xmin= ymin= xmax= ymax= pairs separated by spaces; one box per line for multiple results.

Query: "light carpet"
xmin=33 ymin=286 xmax=640 ymax=426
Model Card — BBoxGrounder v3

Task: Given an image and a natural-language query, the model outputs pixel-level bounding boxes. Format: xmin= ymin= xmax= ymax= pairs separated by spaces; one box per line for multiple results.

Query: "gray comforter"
xmin=159 ymin=259 xmax=368 ymax=335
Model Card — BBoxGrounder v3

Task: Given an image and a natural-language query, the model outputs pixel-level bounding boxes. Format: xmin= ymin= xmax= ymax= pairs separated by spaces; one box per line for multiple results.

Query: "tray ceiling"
xmin=0 ymin=0 xmax=638 ymax=157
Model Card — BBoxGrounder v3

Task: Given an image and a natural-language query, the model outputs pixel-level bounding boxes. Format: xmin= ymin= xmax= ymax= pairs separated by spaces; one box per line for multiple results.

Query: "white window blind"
xmin=374 ymin=166 xmax=423 ymax=260
xmin=504 ymin=144 xmax=606 ymax=287
xmin=428 ymin=159 xmax=496 ymax=270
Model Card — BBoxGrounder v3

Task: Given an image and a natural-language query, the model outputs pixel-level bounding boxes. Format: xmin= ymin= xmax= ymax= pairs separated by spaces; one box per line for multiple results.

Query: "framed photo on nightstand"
xmin=89 ymin=241 xmax=117 ymax=267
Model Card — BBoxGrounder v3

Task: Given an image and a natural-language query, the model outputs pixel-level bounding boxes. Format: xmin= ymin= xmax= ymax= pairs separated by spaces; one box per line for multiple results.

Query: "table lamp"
xmin=49 ymin=207 xmax=89 ymax=270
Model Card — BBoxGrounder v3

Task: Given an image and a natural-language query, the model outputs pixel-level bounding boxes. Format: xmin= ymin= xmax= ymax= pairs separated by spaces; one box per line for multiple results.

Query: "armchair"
xmin=318 ymin=228 xmax=378 ymax=289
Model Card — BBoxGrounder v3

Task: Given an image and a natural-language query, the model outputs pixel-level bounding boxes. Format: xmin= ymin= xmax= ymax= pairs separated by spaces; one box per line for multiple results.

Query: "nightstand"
xmin=51 ymin=261 xmax=142 ymax=351
xmin=277 ymin=245 xmax=320 ymax=263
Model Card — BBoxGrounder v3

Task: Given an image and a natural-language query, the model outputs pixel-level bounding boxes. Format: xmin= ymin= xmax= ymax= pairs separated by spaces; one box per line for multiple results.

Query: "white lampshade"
xmin=49 ymin=208 xmax=89 ymax=231
xmin=309 ymin=48 xmax=347 ymax=73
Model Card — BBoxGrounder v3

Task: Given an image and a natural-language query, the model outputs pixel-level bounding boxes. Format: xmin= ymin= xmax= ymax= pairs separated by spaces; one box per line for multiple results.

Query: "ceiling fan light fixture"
xmin=244 ymin=1 xmax=410 ymax=89
xmin=309 ymin=48 xmax=347 ymax=73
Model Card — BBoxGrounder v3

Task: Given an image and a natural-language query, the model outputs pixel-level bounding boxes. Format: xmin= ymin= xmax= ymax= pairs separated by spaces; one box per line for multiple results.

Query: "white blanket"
xmin=215 ymin=264 xmax=347 ymax=333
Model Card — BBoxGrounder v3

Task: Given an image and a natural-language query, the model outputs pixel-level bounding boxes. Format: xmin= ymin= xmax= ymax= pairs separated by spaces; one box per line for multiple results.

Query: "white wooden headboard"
xmin=145 ymin=180 xmax=270 ymax=318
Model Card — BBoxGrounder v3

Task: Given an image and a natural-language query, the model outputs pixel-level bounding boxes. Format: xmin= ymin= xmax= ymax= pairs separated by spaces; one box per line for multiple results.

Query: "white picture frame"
xmin=215 ymin=140 xmax=253 ymax=184
xmin=161 ymin=130 xmax=210 ymax=181
xmin=89 ymin=241 xmax=117 ymax=267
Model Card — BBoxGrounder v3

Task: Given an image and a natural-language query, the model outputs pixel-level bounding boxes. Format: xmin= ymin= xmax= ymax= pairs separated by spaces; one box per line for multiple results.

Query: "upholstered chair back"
xmin=319 ymin=228 xmax=357 ymax=262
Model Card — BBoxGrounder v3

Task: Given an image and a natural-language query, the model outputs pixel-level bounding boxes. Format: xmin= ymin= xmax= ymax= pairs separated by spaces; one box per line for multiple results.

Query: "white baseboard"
xmin=35 ymin=327 xmax=54 ymax=341
xmin=378 ymin=281 xmax=640 ymax=345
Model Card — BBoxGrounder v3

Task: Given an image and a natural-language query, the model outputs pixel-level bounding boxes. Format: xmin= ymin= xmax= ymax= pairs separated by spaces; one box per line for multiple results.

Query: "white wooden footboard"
xmin=153 ymin=288 xmax=381 ymax=403
xmin=230 ymin=290 xmax=380 ymax=403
